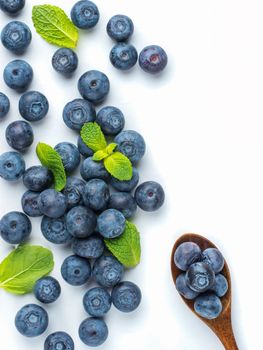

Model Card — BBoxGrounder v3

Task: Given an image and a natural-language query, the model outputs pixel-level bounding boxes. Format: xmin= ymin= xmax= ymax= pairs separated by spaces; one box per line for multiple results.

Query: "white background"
xmin=0 ymin=0 xmax=261 ymax=349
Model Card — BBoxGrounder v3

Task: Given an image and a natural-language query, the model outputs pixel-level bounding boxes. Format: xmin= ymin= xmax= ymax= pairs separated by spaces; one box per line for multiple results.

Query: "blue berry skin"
xmin=19 ymin=91 xmax=49 ymax=122
xmin=71 ymin=0 xmax=100 ymax=30
xmin=38 ymin=189 xmax=67 ymax=219
xmin=202 ymin=248 xmax=225 ymax=274
xmin=175 ymin=273 xmax=199 ymax=300
xmin=52 ymin=48 xmax=78 ymax=75
xmin=79 ymin=317 xmax=108 ymax=347
xmin=135 ymin=181 xmax=165 ymax=212
xmin=210 ymin=274 xmax=228 ymax=297
xmin=61 ymin=255 xmax=91 ymax=286
xmin=96 ymin=106 xmax=125 ymax=136
xmin=44 ymin=332 xmax=74 ymax=350
xmin=139 ymin=45 xmax=168 ymax=74
xmin=54 ymin=142 xmax=80 ymax=173
xmin=93 ymin=255 xmax=124 ymax=288
xmin=6 ymin=120 xmax=34 ymax=151
xmin=4 ymin=59 xmax=33 ymax=91
xmin=41 ymin=215 xmax=73 ymax=245
xmin=15 ymin=304 xmax=49 ymax=337
xmin=23 ymin=166 xmax=53 ymax=192
xmin=66 ymin=176 xmax=86 ymax=193
xmin=83 ymin=287 xmax=112 ymax=317
xmin=78 ymin=70 xmax=110 ymax=105
xmin=194 ymin=293 xmax=222 ymax=320
xmin=0 ymin=211 xmax=31 ymax=244
xmin=174 ymin=242 xmax=202 ymax=271
xmin=1 ymin=21 xmax=31 ymax=54
xmin=80 ymin=157 xmax=109 ymax=181
xmin=114 ymin=130 xmax=146 ymax=163
xmin=0 ymin=0 xmax=25 ymax=14
xmin=108 ymin=192 xmax=137 ymax=219
xmin=63 ymin=98 xmax=96 ymax=131
xmin=21 ymin=191 xmax=42 ymax=217
xmin=34 ymin=277 xmax=61 ymax=304
xmin=83 ymin=179 xmax=110 ymax=211
xmin=109 ymin=167 xmax=139 ymax=192
xmin=110 ymin=43 xmax=138 ymax=70
xmin=186 ymin=262 xmax=215 ymax=293
xmin=0 ymin=151 xmax=25 ymax=181
xmin=0 ymin=92 xmax=10 ymax=119
xmin=77 ymin=136 xmax=93 ymax=158
xmin=66 ymin=206 xmax=97 ymax=238
xmin=63 ymin=185 xmax=82 ymax=210
xmin=72 ymin=234 xmax=105 ymax=258
xmin=112 ymin=281 xmax=142 ymax=313
xmin=107 ymin=15 xmax=134 ymax=42
xmin=97 ymin=209 xmax=126 ymax=238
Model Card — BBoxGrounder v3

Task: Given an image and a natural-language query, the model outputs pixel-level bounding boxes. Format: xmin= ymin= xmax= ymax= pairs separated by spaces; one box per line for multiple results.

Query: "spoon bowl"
xmin=171 ymin=233 xmax=238 ymax=350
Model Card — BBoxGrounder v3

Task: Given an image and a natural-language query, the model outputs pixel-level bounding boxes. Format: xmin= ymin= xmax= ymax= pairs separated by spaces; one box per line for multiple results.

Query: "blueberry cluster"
xmin=174 ymin=242 xmax=228 ymax=320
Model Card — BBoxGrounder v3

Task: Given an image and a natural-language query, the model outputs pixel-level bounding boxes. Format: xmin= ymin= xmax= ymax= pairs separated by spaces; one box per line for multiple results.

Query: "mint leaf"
xmin=0 ymin=245 xmax=54 ymax=295
xmin=104 ymin=152 xmax=132 ymax=181
xmin=32 ymin=5 xmax=79 ymax=48
xmin=106 ymin=143 xmax=117 ymax=155
xmin=81 ymin=122 xmax=107 ymax=152
xmin=104 ymin=221 xmax=141 ymax=268
xmin=36 ymin=142 xmax=66 ymax=191
xmin=93 ymin=143 xmax=118 ymax=161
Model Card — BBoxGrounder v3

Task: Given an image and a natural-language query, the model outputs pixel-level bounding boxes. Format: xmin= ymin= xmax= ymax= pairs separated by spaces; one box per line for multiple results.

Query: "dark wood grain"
xmin=171 ymin=233 xmax=238 ymax=350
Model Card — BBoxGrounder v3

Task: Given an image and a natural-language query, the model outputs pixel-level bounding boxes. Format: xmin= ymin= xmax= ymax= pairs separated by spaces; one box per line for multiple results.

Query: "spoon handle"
xmin=213 ymin=317 xmax=238 ymax=350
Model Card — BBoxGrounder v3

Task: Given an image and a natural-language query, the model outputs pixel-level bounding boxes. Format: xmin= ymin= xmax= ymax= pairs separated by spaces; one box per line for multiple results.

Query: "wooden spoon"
xmin=171 ymin=233 xmax=238 ymax=350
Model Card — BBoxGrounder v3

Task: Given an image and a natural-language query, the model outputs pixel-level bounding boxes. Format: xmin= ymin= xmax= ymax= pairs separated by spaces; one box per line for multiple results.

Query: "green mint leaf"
xmin=0 ymin=244 xmax=54 ymax=295
xmin=32 ymin=5 xmax=79 ymax=48
xmin=36 ymin=142 xmax=66 ymax=191
xmin=93 ymin=150 xmax=109 ymax=161
xmin=104 ymin=152 xmax=132 ymax=181
xmin=80 ymin=122 xmax=107 ymax=152
xmin=104 ymin=221 xmax=141 ymax=268
xmin=106 ymin=143 xmax=117 ymax=155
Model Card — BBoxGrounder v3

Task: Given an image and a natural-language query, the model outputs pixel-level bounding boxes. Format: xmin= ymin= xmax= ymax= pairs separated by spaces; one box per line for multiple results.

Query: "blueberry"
xmin=186 ymin=262 xmax=215 ymax=293
xmin=114 ymin=130 xmax=146 ymax=163
xmin=79 ymin=317 xmax=108 ymax=347
xmin=41 ymin=215 xmax=73 ymax=244
xmin=0 ymin=151 xmax=25 ymax=180
xmin=21 ymin=190 xmax=42 ymax=217
xmin=23 ymin=166 xmax=53 ymax=192
xmin=110 ymin=43 xmax=138 ymax=70
xmin=1 ymin=21 xmax=31 ymax=54
xmin=112 ymin=281 xmax=141 ymax=313
xmin=63 ymin=98 xmax=96 ymax=131
xmin=97 ymin=209 xmax=126 ymax=238
xmin=78 ymin=70 xmax=110 ymax=105
xmin=194 ymin=293 xmax=222 ymax=320
xmin=19 ymin=91 xmax=49 ymax=122
xmin=0 ymin=92 xmax=10 ymax=119
xmin=54 ymin=142 xmax=80 ymax=173
xmin=4 ymin=59 xmax=33 ymax=91
xmin=6 ymin=120 xmax=34 ymax=151
xmin=83 ymin=179 xmax=110 ymax=211
xmin=83 ymin=287 xmax=112 ymax=317
xmin=0 ymin=0 xmax=25 ymax=14
xmin=77 ymin=135 xmax=93 ymax=157
xmin=80 ymin=157 xmax=109 ymax=181
xmin=63 ymin=185 xmax=82 ymax=209
xmin=72 ymin=234 xmax=105 ymax=258
xmin=44 ymin=332 xmax=74 ymax=350
xmin=66 ymin=176 xmax=86 ymax=193
xmin=15 ymin=304 xmax=48 ymax=337
xmin=92 ymin=255 xmax=124 ymax=287
xmin=108 ymin=192 xmax=137 ymax=218
xmin=34 ymin=277 xmax=61 ymax=304
xmin=61 ymin=255 xmax=91 ymax=286
xmin=139 ymin=45 xmax=168 ymax=74
xmin=96 ymin=106 xmax=125 ymax=136
xmin=135 ymin=181 xmax=165 ymax=212
xmin=202 ymin=248 xmax=224 ymax=274
xmin=0 ymin=211 xmax=31 ymax=244
xmin=107 ymin=15 xmax=134 ymax=42
xmin=174 ymin=242 xmax=202 ymax=271
xmin=38 ymin=189 xmax=67 ymax=219
xmin=109 ymin=167 xmax=139 ymax=192
xmin=71 ymin=0 xmax=100 ymax=29
xmin=210 ymin=274 xmax=228 ymax=297
xmin=66 ymin=206 xmax=97 ymax=238
xmin=175 ymin=273 xmax=199 ymax=300
xmin=52 ymin=48 xmax=78 ymax=75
